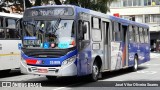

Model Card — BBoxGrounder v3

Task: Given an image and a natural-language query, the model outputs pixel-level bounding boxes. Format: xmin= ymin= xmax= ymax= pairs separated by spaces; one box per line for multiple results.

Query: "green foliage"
xmin=0 ymin=0 xmax=116 ymax=13
xmin=64 ymin=0 xmax=117 ymax=13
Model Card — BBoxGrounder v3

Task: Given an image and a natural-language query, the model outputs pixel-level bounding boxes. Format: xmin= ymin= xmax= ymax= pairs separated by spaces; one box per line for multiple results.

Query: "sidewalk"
xmin=150 ymin=52 xmax=160 ymax=58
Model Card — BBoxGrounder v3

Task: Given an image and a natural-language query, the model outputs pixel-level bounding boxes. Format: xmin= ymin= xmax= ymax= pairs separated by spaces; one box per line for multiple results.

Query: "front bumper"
xmin=20 ymin=61 xmax=77 ymax=76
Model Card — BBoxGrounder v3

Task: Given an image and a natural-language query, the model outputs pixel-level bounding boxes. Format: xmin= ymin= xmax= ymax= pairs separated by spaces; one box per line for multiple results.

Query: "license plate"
xmin=37 ymin=68 xmax=48 ymax=73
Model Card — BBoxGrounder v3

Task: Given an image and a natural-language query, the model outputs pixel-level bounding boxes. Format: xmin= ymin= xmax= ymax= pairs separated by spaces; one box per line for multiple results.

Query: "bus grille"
xmin=22 ymin=47 xmax=76 ymax=58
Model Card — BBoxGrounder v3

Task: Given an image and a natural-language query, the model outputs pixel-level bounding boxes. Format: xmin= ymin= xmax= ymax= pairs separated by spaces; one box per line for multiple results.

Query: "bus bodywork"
xmin=20 ymin=5 xmax=150 ymax=81
xmin=0 ymin=12 xmax=22 ymax=71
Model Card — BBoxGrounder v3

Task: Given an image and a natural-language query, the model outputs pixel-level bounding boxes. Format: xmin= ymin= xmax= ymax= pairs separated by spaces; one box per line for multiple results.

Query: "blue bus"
xmin=19 ymin=5 xmax=150 ymax=81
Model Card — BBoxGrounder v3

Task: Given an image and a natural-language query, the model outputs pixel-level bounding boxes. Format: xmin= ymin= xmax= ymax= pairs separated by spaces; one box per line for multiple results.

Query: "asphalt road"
xmin=0 ymin=55 xmax=160 ymax=90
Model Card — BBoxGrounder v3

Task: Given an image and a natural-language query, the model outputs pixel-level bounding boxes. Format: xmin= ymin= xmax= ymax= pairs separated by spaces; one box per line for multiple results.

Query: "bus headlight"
xmin=62 ymin=56 xmax=76 ymax=66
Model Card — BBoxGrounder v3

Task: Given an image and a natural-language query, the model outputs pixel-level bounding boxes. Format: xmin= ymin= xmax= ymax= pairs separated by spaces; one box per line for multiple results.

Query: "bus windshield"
xmin=23 ymin=19 xmax=75 ymax=49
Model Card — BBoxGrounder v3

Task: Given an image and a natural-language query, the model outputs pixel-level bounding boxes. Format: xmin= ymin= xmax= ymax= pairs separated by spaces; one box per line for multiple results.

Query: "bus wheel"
xmin=46 ymin=76 xmax=57 ymax=80
xmin=131 ymin=56 xmax=138 ymax=71
xmin=0 ymin=69 xmax=11 ymax=73
xmin=90 ymin=61 xmax=99 ymax=82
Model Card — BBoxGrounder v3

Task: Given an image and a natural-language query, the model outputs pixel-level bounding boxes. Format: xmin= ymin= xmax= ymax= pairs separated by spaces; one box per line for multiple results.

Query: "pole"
xmin=23 ymin=0 xmax=26 ymax=10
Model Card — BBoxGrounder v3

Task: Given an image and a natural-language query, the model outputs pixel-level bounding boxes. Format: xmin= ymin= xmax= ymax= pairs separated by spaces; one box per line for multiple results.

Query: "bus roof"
xmin=27 ymin=5 xmax=149 ymax=29
xmin=109 ymin=15 xmax=149 ymax=28
xmin=0 ymin=12 xmax=23 ymax=18
xmin=30 ymin=5 xmax=75 ymax=9
xmin=75 ymin=6 xmax=149 ymax=28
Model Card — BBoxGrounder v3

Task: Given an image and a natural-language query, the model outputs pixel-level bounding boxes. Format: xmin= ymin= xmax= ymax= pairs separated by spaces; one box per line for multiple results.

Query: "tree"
xmin=0 ymin=0 xmax=117 ymax=13
xmin=0 ymin=0 xmax=24 ymax=13
xmin=64 ymin=0 xmax=117 ymax=13
xmin=25 ymin=0 xmax=117 ymax=13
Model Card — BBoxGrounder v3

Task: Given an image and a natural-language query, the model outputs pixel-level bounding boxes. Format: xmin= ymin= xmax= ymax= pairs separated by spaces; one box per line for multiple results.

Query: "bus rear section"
xmin=0 ymin=12 xmax=22 ymax=71
xmin=103 ymin=17 xmax=150 ymax=72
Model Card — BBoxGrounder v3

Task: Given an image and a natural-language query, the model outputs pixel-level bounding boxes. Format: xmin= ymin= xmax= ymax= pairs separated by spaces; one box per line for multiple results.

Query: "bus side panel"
xmin=0 ymin=40 xmax=21 ymax=70
xmin=110 ymin=41 xmax=127 ymax=70
xmin=128 ymin=43 xmax=137 ymax=66
xmin=128 ymin=43 xmax=150 ymax=66
xmin=138 ymin=43 xmax=150 ymax=64
xmin=77 ymin=45 xmax=92 ymax=76
xmin=145 ymin=43 xmax=150 ymax=62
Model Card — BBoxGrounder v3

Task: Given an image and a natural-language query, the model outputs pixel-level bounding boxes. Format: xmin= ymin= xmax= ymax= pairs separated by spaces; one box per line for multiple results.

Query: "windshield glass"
xmin=22 ymin=19 xmax=75 ymax=49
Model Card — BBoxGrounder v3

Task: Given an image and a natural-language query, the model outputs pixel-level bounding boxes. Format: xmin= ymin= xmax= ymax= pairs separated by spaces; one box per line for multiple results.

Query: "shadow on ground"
xmin=22 ymin=66 xmax=148 ymax=87
xmin=0 ymin=69 xmax=22 ymax=78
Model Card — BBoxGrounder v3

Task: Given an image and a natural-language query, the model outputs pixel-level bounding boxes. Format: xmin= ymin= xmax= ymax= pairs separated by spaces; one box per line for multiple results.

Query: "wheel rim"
xmin=93 ymin=64 xmax=99 ymax=77
xmin=134 ymin=58 xmax=138 ymax=70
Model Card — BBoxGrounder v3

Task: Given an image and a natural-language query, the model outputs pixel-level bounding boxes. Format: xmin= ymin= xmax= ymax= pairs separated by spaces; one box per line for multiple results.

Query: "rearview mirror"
xmin=78 ymin=21 xmax=87 ymax=40
xmin=82 ymin=24 xmax=87 ymax=34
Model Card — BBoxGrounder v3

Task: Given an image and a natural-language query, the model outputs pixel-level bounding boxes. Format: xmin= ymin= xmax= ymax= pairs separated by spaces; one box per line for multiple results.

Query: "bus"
xmin=20 ymin=5 xmax=150 ymax=81
xmin=0 ymin=12 xmax=22 ymax=72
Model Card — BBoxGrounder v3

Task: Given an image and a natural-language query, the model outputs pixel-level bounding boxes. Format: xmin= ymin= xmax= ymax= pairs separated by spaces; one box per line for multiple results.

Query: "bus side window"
xmin=129 ymin=25 xmax=133 ymax=43
xmin=139 ymin=27 xmax=144 ymax=43
xmin=78 ymin=20 xmax=90 ymax=40
xmin=6 ymin=18 xmax=16 ymax=28
xmin=0 ymin=17 xmax=3 ymax=28
xmin=5 ymin=18 xmax=20 ymax=39
xmin=92 ymin=17 xmax=101 ymax=41
xmin=133 ymin=26 xmax=140 ymax=43
xmin=0 ymin=17 xmax=5 ymax=38
xmin=112 ymin=22 xmax=121 ymax=41
xmin=144 ymin=29 xmax=149 ymax=43
xmin=142 ymin=28 xmax=146 ymax=43
xmin=83 ymin=22 xmax=89 ymax=40
xmin=0 ymin=29 xmax=5 ymax=38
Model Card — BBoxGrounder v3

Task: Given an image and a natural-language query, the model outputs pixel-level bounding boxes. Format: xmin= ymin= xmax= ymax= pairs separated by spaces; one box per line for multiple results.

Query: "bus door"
xmin=77 ymin=20 xmax=90 ymax=76
xmin=122 ymin=25 xmax=129 ymax=67
xmin=110 ymin=22 xmax=123 ymax=70
xmin=102 ymin=21 xmax=110 ymax=70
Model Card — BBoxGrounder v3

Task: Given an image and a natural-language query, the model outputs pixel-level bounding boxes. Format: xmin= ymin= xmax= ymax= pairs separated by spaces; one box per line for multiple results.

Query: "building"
xmin=109 ymin=0 xmax=160 ymax=49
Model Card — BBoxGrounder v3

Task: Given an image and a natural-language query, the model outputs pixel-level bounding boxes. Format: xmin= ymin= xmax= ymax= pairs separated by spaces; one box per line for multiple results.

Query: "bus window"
xmin=132 ymin=26 xmax=136 ymax=42
xmin=144 ymin=29 xmax=149 ymax=43
xmin=129 ymin=25 xmax=134 ymax=42
xmin=0 ymin=17 xmax=5 ymax=38
xmin=5 ymin=18 xmax=20 ymax=39
xmin=83 ymin=22 xmax=90 ymax=40
xmin=142 ymin=28 xmax=146 ymax=43
xmin=0 ymin=17 xmax=3 ymax=28
xmin=134 ymin=26 xmax=140 ymax=43
xmin=139 ymin=27 xmax=144 ymax=43
xmin=92 ymin=17 xmax=101 ymax=29
xmin=92 ymin=29 xmax=101 ymax=41
xmin=78 ymin=20 xmax=90 ymax=40
xmin=5 ymin=18 xmax=16 ymax=29
xmin=6 ymin=29 xmax=20 ymax=39
xmin=92 ymin=17 xmax=101 ymax=42
xmin=0 ymin=29 xmax=5 ymax=38
xmin=112 ymin=22 xmax=121 ymax=41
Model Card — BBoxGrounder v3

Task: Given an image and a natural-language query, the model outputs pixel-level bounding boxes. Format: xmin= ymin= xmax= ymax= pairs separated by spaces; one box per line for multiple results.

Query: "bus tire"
xmin=0 ymin=69 xmax=11 ymax=73
xmin=46 ymin=76 xmax=57 ymax=80
xmin=89 ymin=61 xmax=99 ymax=82
xmin=131 ymin=56 xmax=138 ymax=71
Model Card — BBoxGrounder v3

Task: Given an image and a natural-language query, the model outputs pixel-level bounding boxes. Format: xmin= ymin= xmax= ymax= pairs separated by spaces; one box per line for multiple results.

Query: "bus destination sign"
xmin=24 ymin=7 xmax=74 ymax=17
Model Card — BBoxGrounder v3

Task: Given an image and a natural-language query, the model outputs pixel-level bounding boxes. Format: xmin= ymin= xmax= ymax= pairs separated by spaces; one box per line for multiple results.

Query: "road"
xmin=0 ymin=54 xmax=160 ymax=90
